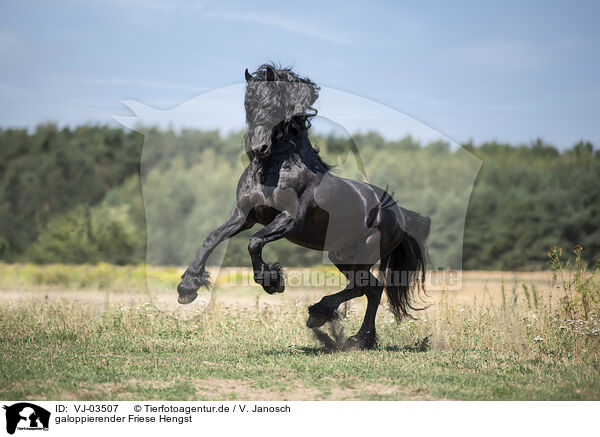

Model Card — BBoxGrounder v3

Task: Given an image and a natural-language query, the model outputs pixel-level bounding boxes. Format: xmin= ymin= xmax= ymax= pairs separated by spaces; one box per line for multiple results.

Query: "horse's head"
xmin=244 ymin=64 xmax=319 ymax=160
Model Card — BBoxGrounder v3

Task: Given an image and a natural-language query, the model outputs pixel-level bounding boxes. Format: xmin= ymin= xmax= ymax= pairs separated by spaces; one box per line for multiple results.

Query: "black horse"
xmin=177 ymin=64 xmax=430 ymax=349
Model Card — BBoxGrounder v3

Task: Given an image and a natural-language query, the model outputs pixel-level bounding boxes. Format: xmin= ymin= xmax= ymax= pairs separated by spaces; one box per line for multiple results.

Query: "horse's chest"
xmin=267 ymin=160 xmax=301 ymax=185
xmin=251 ymin=185 xmax=300 ymax=212
xmin=243 ymin=162 xmax=304 ymax=213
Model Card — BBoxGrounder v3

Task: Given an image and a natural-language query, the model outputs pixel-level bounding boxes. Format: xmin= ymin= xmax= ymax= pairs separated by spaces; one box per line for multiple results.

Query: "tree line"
xmin=0 ymin=124 xmax=598 ymax=270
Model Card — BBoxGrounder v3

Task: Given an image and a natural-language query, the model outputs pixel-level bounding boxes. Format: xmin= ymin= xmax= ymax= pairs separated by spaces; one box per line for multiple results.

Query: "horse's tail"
xmin=380 ymin=211 xmax=430 ymax=321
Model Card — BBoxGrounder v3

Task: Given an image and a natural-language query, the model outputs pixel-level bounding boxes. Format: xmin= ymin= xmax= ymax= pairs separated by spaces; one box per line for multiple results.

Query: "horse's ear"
xmin=245 ymin=68 xmax=253 ymax=82
xmin=265 ymin=65 xmax=276 ymax=81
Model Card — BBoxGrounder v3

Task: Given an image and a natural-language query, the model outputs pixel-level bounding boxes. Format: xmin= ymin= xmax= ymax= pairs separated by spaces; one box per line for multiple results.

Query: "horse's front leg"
xmin=178 ymin=207 xmax=254 ymax=304
xmin=248 ymin=211 xmax=300 ymax=294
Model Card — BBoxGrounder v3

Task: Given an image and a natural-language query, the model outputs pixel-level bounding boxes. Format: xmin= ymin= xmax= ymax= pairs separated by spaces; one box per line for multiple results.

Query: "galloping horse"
xmin=177 ymin=64 xmax=430 ymax=349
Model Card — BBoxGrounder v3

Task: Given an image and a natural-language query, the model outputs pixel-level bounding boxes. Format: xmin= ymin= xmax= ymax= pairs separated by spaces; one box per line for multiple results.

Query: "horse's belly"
xmin=286 ymin=206 xmax=366 ymax=252
xmin=285 ymin=206 xmax=330 ymax=250
xmin=311 ymin=177 xmax=374 ymax=249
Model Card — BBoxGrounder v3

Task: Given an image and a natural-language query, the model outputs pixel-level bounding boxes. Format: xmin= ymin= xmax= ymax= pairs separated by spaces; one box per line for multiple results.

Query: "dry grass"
xmin=0 ymin=261 xmax=599 ymax=400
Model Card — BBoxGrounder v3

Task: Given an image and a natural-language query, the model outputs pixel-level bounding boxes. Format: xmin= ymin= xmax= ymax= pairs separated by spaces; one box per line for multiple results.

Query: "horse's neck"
xmin=251 ymin=131 xmax=327 ymax=178
xmin=296 ymin=133 xmax=329 ymax=173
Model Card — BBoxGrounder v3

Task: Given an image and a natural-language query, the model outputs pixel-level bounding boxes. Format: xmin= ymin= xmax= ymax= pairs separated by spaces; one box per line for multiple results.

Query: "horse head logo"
xmin=3 ymin=403 xmax=51 ymax=434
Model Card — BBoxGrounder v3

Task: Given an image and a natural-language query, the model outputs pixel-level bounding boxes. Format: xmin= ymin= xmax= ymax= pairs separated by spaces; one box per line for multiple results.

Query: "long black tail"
xmin=380 ymin=212 xmax=430 ymax=321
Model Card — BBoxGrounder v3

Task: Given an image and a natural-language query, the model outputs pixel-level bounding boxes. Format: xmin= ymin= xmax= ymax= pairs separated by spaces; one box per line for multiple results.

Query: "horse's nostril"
xmin=257 ymin=144 xmax=269 ymax=155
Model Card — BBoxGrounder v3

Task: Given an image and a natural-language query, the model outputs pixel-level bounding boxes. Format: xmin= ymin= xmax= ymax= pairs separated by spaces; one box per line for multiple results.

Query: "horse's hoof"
xmin=177 ymin=277 xmax=199 ymax=305
xmin=260 ymin=263 xmax=285 ymax=294
xmin=264 ymin=284 xmax=285 ymax=294
xmin=307 ymin=303 xmax=338 ymax=328
xmin=306 ymin=313 xmax=328 ymax=328
xmin=264 ymin=279 xmax=285 ymax=294
xmin=177 ymin=270 xmax=210 ymax=304
xmin=177 ymin=278 xmax=199 ymax=304
xmin=177 ymin=291 xmax=198 ymax=305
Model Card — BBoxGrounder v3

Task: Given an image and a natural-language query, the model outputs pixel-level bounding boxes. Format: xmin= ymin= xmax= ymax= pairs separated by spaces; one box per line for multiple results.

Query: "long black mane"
xmin=243 ymin=63 xmax=332 ymax=170
xmin=291 ymin=130 xmax=333 ymax=174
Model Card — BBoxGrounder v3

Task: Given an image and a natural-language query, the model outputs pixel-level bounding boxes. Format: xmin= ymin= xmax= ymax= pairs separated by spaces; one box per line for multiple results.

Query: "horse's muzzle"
xmin=253 ymin=143 xmax=271 ymax=158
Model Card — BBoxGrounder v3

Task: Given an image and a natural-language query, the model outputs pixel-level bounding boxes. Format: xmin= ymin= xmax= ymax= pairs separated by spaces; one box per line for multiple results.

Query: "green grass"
xmin=1 ymin=285 xmax=599 ymax=400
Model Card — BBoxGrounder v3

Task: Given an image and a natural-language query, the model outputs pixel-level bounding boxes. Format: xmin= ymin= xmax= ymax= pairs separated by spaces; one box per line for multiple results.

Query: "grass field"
xmin=0 ymin=258 xmax=599 ymax=401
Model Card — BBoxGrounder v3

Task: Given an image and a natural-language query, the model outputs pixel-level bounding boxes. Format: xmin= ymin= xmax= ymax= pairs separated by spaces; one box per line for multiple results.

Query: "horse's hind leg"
xmin=308 ymin=263 xmax=382 ymax=349
xmin=344 ymin=273 xmax=384 ymax=350
xmin=306 ymin=267 xmax=365 ymax=328
xmin=306 ymin=254 xmax=369 ymax=328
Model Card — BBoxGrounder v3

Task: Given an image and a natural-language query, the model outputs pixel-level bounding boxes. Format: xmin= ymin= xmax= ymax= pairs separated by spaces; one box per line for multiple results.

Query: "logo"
xmin=3 ymin=403 xmax=50 ymax=435
xmin=116 ymin=82 xmax=481 ymax=293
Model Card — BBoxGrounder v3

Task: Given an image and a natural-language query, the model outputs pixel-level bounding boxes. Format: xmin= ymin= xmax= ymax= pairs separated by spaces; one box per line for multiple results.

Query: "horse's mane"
xmin=244 ymin=63 xmax=332 ymax=170
xmin=246 ymin=63 xmax=319 ymax=121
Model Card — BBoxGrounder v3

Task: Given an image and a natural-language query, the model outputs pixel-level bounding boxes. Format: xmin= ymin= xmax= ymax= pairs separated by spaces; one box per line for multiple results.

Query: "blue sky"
xmin=0 ymin=0 xmax=599 ymax=148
